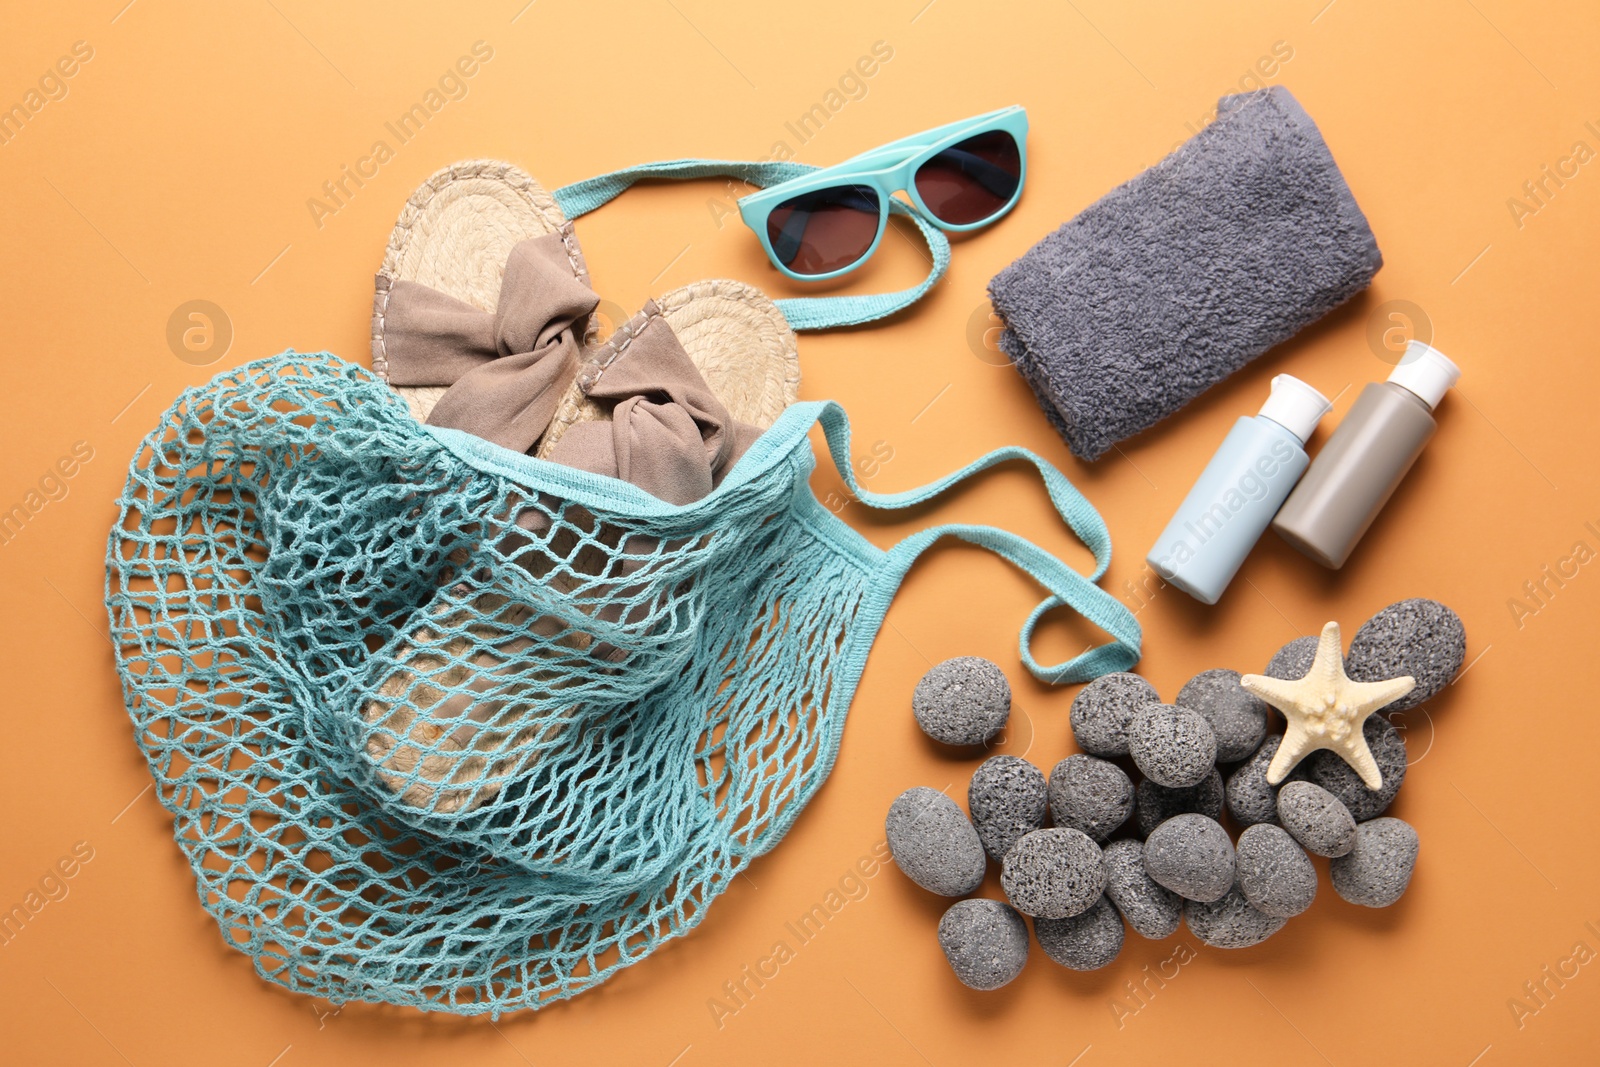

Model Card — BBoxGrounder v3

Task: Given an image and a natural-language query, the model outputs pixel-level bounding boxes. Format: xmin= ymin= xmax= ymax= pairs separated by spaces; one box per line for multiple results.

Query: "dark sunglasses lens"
xmin=914 ymin=130 xmax=1021 ymax=225
xmin=765 ymin=184 xmax=881 ymax=275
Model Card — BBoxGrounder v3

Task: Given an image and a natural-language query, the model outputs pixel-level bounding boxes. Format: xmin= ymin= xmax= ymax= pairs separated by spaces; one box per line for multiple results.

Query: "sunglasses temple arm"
xmin=774 ymin=200 xmax=951 ymax=331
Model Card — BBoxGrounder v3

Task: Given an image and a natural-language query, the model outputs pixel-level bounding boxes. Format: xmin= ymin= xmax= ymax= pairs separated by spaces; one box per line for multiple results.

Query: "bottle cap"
xmin=1388 ymin=341 xmax=1460 ymax=410
xmin=1258 ymin=374 xmax=1332 ymax=443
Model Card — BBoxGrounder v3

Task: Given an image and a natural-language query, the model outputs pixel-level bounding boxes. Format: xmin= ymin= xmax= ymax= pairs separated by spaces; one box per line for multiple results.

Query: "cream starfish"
xmin=1239 ymin=621 xmax=1415 ymax=789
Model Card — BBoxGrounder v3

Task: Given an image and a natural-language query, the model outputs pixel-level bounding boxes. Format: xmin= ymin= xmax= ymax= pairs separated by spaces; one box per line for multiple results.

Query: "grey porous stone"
xmin=968 ymin=755 xmax=1049 ymax=861
xmin=1000 ymin=828 xmax=1106 ymax=919
xmin=913 ymin=656 xmax=1011 ymax=745
xmin=1225 ymin=734 xmax=1307 ymax=827
xmin=1184 ymin=887 xmax=1288 ymax=948
xmin=1235 ymin=823 xmax=1317 ymax=918
xmin=1128 ymin=704 xmax=1217 ymax=788
xmin=1048 ymin=755 xmax=1134 ymax=842
xmin=1264 ymin=635 xmax=1322 ymax=681
xmin=1035 ymin=895 xmax=1125 ymax=971
xmin=1135 ymin=769 xmax=1225 ymax=837
xmin=1330 ymin=817 xmax=1419 ymax=908
xmin=1069 ymin=672 xmax=1159 ymax=757
xmin=1102 ymin=839 xmax=1182 ymax=939
xmin=1143 ymin=814 xmax=1235 ymax=903
xmin=937 ymin=898 xmax=1031 ymax=990
xmin=885 ymin=787 xmax=986 ymax=896
xmin=1176 ymin=668 xmax=1269 ymax=762
xmin=1276 ymin=781 xmax=1357 ymax=858
xmin=1346 ymin=598 xmax=1467 ymax=711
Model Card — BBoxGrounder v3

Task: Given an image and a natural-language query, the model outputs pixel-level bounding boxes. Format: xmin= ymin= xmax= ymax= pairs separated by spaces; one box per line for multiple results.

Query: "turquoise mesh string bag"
xmin=105 ymin=164 xmax=1141 ymax=1017
xmin=106 ymin=354 xmax=1139 ymax=1014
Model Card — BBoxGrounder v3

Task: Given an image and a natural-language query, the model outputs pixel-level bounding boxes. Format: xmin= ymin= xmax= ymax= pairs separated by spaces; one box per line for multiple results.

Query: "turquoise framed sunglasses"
xmin=738 ymin=106 xmax=1028 ymax=281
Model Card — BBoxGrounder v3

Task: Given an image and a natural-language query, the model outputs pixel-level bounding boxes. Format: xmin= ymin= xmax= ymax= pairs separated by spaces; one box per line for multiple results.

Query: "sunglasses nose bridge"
xmin=861 ymin=158 xmax=919 ymax=203
xmin=864 ymin=151 xmax=993 ymax=228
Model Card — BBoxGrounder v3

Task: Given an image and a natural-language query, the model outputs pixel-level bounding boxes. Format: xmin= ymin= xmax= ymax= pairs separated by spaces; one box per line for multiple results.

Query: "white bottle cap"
xmin=1388 ymin=341 xmax=1460 ymax=410
xmin=1257 ymin=374 xmax=1332 ymax=443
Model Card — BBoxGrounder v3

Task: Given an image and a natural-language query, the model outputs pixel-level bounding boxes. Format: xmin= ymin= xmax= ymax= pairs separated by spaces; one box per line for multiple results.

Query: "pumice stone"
xmin=1136 ymin=769 xmax=1224 ymax=837
xmin=1069 ymin=672 xmax=1159 ymax=757
xmin=1144 ymin=814 xmax=1235 ymax=903
xmin=1048 ymin=755 xmax=1134 ymax=842
xmin=1264 ymin=635 xmax=1321 ymax=680
xmin=937 ymin=898 xmax=1031 ymax=991
xmin=1235 ymin=824 xmax=1318 ymax=918
xmin=1276 ymin=781 xmax=1358 ymax=857
xmin=1346 ymin=598 xmax=1466 ymax=711
xmin=1176 ymin=668 xmax=1269 ymax=762
xmin=1330 ymin=817 xmax=1419 ymax=908
xmin=913 ymin=657 xmax=1011 ymax=746
xmin=968 ymin=755 xmax=1048 ymax=861
xmin=1303 ymin=716 xmax=1407 ymax=822
xmin=1225 ymin=735 xmax=1296 ymax=827
xmin=1102 ymin=839 xmax=1182 ymax=939
xmin=1035 ymin=895 xmax=1125 ymax=971
xmin=1000 ymin=828 xmax=1106 ymax=919
xmin=1184 ymin=887 xmax=1288 ymax=948
xmin=885 ymin=787 xmax=986 ymax=897
xmin=1128 ymin=704 xmax=1217 ymax=788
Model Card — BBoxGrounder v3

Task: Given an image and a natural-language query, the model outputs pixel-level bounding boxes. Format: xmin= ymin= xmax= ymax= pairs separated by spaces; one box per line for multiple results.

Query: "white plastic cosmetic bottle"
xmin=1147 ymin=375 xmax=1332 ymax=604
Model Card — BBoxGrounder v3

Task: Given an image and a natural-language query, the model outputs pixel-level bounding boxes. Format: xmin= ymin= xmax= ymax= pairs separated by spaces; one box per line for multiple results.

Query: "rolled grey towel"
xmin=988 ymin=87 xmax=1381 ymax=461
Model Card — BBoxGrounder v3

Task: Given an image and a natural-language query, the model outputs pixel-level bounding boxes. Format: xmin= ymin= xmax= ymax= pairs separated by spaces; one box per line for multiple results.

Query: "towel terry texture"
xmin=988 ymin=86 xmax=1382 ymax=461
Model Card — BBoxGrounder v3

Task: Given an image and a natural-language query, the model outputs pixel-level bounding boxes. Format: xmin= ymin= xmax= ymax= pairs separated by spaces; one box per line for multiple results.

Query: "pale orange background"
xmin=3 ymin=1 xmax=1598 ymax=1064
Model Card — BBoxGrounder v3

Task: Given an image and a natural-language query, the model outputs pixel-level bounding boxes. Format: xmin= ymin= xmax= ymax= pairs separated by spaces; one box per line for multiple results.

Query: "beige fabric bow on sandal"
xmin=382 ymin=232 xmax=760 ymax=504
xmin=384 ymin=233 xmax=599 ymax=456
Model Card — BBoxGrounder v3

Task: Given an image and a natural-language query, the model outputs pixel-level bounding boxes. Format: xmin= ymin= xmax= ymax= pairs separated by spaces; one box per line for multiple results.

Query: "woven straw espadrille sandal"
xmin=371 ymin=158 xmax=800 ymax=445
xmin=360 ymin=160 xmax=799 ymax=816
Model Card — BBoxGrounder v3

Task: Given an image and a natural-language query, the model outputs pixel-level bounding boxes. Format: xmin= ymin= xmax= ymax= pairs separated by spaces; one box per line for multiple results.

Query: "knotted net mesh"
xmin=105 ymin=352 xmax=872 ymax=1015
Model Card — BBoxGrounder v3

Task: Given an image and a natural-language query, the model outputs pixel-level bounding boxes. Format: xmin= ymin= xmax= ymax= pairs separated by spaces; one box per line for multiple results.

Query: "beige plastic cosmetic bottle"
xmin=1272 ymin=341 xmax=1460 ymax=568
